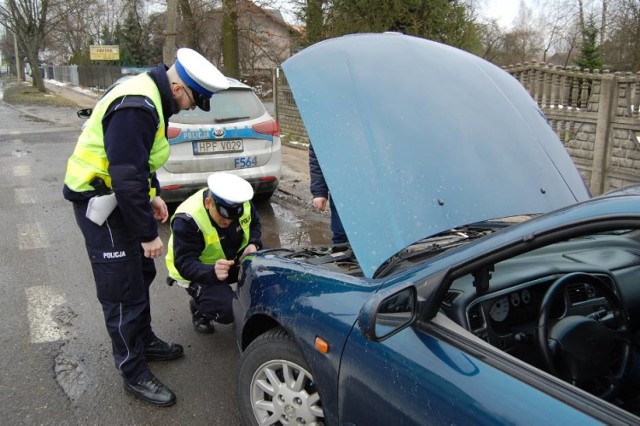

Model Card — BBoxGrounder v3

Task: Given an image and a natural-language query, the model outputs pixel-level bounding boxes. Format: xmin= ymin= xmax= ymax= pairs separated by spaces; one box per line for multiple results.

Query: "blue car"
xmin=233 ymin=33 xmax=640 ymax=425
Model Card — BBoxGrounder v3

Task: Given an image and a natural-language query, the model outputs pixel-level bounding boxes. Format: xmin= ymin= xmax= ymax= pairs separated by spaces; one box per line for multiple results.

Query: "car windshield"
xmin=171 ymin=89 xmax=266 ymax=125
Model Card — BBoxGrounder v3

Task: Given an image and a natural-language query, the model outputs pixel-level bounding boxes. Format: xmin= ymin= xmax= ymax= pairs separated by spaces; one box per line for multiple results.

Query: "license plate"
xmin=193 ymin=139 xmax=243 ymax=155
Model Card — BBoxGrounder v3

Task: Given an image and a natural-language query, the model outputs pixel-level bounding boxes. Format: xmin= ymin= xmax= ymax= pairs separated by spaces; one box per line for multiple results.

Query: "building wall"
xmin=202 ymin=2 xmax=297 ymax=75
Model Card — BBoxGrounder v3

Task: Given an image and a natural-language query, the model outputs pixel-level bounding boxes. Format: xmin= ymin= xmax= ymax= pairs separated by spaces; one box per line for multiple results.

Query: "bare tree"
xmin=600 ymin=0 xmax=607 ymax=46
xmin=605 ymin=0 xmax=640 ymax=71
xmin=48 ymin=0 xmax=107 ymax=64
xmin=0 ymin=0 xmax=68 ymax=91
xmin=534 ymin=0 xmax=580 ymax=63
xmin=496 ymin=0 xmax=544 ymax=65
xmin=178 ymin=0 xmax=197 ymax=48
xmin=476 ymin=19 xmax=505 ymax=61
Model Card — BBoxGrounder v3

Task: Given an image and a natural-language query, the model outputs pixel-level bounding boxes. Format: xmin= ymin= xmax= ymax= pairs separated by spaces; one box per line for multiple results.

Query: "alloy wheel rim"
xmin=250 ymin=358 xmax=324 ymax=425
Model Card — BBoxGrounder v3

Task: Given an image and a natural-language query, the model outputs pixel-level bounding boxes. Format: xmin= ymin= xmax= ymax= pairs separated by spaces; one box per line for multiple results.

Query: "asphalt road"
xmin=0 ymin=79 xmax=331 ymax=424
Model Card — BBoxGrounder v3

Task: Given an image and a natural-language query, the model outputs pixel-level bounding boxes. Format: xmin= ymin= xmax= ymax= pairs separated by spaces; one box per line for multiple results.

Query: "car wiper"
xmin=215 ymin=116 xmax=250 ymax=123
xmin=375 ymin=227 xmax=492 ymax=278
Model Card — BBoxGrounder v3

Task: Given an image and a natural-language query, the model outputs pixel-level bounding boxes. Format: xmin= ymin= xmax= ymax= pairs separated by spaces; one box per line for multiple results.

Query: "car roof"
xmin=283 ymin=32 xmax=590 ymax=278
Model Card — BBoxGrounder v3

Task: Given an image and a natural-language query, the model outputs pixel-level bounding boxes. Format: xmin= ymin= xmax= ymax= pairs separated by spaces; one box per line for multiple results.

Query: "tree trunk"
xmin=25 ymin=45 xmax=45 ymax=91
xmin=222 ymin=0 xmax=239 ymax=78
xmin=164 ymin=0 xmax=178 ymax=63
xmin=178 ymin=0 xmax=197 ymax=49
xmin=600 ymin=0 xmax=607 ymax=55
xmin=577 ymin=0 xmax=585 ymax=40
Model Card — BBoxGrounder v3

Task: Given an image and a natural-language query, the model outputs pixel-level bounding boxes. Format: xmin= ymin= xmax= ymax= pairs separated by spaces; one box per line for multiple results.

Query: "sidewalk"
xmin=11 ymin=78 xmax=314 ymax=207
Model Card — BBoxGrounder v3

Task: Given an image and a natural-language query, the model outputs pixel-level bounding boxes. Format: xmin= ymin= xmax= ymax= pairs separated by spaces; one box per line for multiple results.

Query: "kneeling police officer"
xmin=166 ymin=172 xmax=263 ymax=333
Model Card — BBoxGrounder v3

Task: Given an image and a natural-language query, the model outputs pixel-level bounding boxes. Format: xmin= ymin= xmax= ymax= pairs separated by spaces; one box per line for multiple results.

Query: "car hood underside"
xmin=282 ymin=33 xmax=590 ymax=278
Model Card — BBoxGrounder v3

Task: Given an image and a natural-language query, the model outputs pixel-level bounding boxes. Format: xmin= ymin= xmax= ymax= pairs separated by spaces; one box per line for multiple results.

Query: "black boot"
xmin=123 ymin=375 xmax=176 ymax=407
xmin=144 ymin=337 xmax=184 ymax=361
xmin=193 ymin=315 xmax=215 ymax=334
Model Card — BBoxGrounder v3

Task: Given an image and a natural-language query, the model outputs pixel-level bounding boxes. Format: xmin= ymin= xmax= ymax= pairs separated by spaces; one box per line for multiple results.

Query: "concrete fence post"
xmin=590 ymin=74 xmax=615 ymax=195
xmin=273 ymin=67 xmax=279 ymax=125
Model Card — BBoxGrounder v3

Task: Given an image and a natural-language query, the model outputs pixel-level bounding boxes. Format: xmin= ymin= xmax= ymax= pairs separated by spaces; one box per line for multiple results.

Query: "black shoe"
xmin=144 ymin=337 xmax=184 ymax=361
xmin=123 ymin=376 xmax=176 ymax=407
xmin=193 ymin=316 xmax=215 ymax=334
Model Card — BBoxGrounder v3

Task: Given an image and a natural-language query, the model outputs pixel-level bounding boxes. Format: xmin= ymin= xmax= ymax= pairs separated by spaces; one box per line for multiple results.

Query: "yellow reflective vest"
xmin=166 ymin=188 xmax=252 ymax=283
xmin=63 ymin=73 xmax=170 ymax=198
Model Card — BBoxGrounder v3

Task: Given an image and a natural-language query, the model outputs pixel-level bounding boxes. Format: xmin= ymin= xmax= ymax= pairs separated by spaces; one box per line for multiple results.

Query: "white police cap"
xmin=175 ymin=48 xmax=229 ymax=110
xmin=207 ymin=172 xmax=254 ymax=204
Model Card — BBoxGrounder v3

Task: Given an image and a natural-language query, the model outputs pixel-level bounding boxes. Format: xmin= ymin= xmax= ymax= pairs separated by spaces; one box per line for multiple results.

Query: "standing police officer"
xmin=309 ymin=143 xmax=348 ymax=244
xmin=166 ymin=172 xmax=262 ymax=334
xmin=63 ymin=48 xmax=228 ymax=406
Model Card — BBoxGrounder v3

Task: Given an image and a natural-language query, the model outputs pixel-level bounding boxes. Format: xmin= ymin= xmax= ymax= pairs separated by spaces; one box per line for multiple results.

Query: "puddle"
xmin=162 ymin=192 xmax=333 ymax=250
xmin=257 ymin=200 xmax=331 ymax=249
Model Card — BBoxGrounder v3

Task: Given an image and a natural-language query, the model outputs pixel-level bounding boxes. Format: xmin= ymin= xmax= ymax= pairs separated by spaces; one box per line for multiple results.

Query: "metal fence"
xmin=77 ymin=65 xmax=123 ymax=90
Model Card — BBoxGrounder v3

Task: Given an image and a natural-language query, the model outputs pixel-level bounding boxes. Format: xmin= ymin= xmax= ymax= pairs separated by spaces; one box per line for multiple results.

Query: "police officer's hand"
xmin=313 ymin=197 xmax=328 ymax=211
xmin=142 ymin=236 xmax=164 ymax=259
xmin=214 ymin=259 xmax=235 ymax=281
xmin=151 ymin=196 xmax=169 ymax=223
xmin=242 ymin=244 xmax=258 ymax=258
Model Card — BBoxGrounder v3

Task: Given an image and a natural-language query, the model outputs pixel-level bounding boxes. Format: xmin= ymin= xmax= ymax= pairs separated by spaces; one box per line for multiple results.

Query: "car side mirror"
xmin=361 ymin=286 xmax=417 ymax=340
xmin=77 ymin=108 xmax=93 ymax=119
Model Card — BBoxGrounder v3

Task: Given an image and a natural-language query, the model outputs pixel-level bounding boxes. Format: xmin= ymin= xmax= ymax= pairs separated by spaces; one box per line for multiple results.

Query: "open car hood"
xmin=282 ymin=33 xmax=590 ymax=278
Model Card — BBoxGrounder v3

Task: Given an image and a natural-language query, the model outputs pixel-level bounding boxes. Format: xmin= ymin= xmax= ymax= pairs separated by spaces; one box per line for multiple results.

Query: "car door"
xmin=338 ymin=309 xmax=620 ymax=425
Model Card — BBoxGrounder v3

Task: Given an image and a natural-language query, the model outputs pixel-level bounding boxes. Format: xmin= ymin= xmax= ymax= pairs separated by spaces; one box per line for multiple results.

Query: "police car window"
xmin=170 ymin=89 xmax=265 ymax=124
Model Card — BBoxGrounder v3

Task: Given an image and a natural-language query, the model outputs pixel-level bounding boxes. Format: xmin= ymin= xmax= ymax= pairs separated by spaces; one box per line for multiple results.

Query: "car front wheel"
xmin=238 ymin=327 xmax=325 ymax=425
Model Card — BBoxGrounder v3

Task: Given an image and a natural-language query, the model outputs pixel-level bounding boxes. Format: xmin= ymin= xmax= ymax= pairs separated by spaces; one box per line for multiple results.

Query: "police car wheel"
xmin=238 ymin=327 xmax=325 ymax=425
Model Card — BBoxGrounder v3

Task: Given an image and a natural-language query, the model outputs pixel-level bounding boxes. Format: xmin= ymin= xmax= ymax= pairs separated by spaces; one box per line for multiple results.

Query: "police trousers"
xmin=73 ymin=201 xmax=155 ymax=384
xmin=187 ymin=281 xmax=234 ymax=324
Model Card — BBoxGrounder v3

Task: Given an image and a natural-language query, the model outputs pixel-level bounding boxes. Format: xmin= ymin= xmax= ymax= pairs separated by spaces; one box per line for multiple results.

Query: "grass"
xmin=1 ymin=76 xmax=78 ymax=107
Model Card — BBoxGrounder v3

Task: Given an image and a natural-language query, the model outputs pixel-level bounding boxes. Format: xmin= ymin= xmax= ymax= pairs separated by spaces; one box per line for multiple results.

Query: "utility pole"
xmin=163 ymin=0 xmax=178 ymax=64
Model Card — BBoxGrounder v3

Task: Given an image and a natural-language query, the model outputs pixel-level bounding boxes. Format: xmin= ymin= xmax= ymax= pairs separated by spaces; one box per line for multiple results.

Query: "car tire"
xmin=238 ymin=327 xmax=324 ymax=426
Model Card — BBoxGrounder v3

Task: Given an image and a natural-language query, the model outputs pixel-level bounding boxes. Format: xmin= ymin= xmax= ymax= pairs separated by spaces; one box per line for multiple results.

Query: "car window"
xmin=171 ymin=89 xmax=266 ymax=124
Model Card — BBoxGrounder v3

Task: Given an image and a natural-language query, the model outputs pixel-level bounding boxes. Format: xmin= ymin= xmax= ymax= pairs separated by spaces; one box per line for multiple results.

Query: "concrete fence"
xmin=274 ymin=63 xmax=640 ymax=196
xmin=506 ymin=62 xmax=640 ymax=195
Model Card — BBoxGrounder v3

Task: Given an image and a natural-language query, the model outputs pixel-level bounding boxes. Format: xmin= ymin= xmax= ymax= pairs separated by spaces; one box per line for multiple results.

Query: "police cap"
xmin=207 ymin=172 xmax=254 ymax=219
xmin=175 ymin=48 xmax=229 ymax=111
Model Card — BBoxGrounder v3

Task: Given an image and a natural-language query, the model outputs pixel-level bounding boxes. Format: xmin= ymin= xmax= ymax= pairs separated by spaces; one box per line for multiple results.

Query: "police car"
xmin=159 ymin=77 xmax=281 ymax=203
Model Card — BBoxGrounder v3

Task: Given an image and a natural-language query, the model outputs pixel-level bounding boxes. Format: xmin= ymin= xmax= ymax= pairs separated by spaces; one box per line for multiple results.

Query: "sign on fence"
xmin=90 ymin=45 xmax=120 ymax=61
